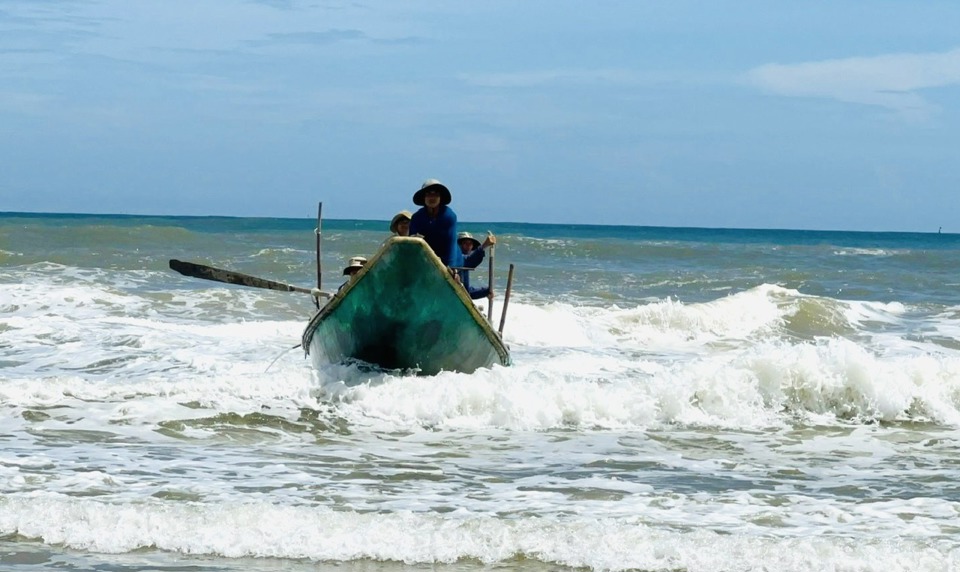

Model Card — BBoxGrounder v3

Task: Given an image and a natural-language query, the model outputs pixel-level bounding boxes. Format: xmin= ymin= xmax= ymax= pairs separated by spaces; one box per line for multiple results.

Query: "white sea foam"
xmin=4 ymin=280 xmax=960 ymax=433
xmin=834 ymin=247 xmax=899 ymax=256
xmin=0 ymin=495 xmax=957 ymax=571
xmin=253 ymin=247 xmax=311 ymax=256
xmin=2 ymin=276 xmax=960 ymax=571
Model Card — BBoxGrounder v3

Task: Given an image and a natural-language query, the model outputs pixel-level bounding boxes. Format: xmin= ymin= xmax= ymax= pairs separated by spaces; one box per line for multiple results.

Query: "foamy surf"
xmin=1 ymin=496 xmax=957 ymax=572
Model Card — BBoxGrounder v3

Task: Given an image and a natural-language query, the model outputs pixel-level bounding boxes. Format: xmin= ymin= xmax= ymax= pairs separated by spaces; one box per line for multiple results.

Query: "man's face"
xmin=424 ymin=189 xmax=442 ymax=208
xmin=458 ymin=239 xmax=474 ymax=254
xmin=397 ymin=219 xmax=410 ymax=236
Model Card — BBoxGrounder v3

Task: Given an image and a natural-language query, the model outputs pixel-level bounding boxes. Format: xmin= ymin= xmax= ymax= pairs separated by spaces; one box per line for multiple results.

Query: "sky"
xmin=1 ymin=1 xmax=959 ymax=232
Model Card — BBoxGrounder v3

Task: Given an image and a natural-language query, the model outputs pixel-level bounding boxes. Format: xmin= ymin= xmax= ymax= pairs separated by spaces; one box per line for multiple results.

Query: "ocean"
xmin=1 ymin=212 xmax=959 ymax=572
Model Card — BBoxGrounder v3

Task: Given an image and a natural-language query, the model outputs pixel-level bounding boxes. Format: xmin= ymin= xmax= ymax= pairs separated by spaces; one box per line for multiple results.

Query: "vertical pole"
xmin=315 ymin=202 xmax=323 ymax=309
xmin=486 ymin=231 xmax=494 ymax=323
xmin=498 ymin=264 xmax=515 ymax=336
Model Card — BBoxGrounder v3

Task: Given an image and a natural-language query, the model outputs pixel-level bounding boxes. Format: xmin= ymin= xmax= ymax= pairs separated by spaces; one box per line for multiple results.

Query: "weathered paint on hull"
xmin=302 ymin=236 xmax=510 ymax=375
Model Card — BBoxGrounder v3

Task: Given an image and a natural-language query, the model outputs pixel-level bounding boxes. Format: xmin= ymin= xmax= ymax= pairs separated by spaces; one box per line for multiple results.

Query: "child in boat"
xmin=389 ymin=210 xmax=412 ymax=236
xmin=457 ymin=231 xmax=496 ymax=300
xmin=338 ymin=256 xmax=366 ymax=292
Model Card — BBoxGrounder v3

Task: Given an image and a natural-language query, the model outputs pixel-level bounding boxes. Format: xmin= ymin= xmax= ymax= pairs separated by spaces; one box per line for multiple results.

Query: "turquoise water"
xmin=5 ymin=212 xmax=958 ymax=305
xmin=2 ymin=212 xmax=960 ymax=571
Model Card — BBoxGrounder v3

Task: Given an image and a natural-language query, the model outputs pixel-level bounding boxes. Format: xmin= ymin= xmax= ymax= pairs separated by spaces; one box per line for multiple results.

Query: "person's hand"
xmin=482 ymin=232 xmax=497 ymax=249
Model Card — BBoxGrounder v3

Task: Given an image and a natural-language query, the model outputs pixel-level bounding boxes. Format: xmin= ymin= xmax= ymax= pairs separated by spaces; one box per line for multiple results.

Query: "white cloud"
xmin=747 ymin=47 xmax=960 ymax=118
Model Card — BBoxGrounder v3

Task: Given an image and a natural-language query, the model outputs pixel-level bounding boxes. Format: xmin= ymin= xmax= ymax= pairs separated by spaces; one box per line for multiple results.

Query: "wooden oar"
xmin=169 ymin=259 xmax=329 ymax=297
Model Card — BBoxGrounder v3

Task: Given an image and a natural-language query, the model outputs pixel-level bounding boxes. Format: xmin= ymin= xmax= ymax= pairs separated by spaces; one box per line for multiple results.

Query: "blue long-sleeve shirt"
xmin=410 ymin=205 xmax=460 ymax=266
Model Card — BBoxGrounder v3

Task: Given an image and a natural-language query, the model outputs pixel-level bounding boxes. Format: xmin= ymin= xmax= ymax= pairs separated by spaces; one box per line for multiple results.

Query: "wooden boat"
xmin=301 ymin=236 xmax=511 ymax=375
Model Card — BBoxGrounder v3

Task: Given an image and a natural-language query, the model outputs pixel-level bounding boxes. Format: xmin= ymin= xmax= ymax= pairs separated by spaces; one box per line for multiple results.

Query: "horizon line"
xmin=0 ymin=210 xmax=950 ymax=236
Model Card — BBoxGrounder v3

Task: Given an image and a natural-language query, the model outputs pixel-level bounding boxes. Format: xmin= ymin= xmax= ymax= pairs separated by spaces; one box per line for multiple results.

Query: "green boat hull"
xmin=302 ymin=237 xmax=511 ymax=375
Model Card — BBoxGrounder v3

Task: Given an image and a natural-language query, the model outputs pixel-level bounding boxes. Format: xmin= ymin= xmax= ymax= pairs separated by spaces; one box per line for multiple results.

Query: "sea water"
xmin=1 ymin=212 xmax=959 ymax=571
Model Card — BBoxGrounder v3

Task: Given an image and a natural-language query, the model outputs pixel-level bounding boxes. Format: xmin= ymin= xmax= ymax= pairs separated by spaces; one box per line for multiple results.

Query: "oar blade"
xmin=169 ymin=259 xmax=309 ymax=294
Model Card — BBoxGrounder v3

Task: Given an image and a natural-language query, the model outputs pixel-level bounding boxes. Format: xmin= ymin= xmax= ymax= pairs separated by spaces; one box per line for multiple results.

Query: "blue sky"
xmin=1 ymin=1 xmax=959 ymax=231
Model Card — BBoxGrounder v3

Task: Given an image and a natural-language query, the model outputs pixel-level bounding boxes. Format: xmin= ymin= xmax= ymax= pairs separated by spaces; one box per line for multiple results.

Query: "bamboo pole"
xmin=498 ymin=263 xmax=515 ymax=336
xmin=486 ymin=235 xmax=495 ymax=323
xmin=315 ymin=202 xmax=323 ymax=309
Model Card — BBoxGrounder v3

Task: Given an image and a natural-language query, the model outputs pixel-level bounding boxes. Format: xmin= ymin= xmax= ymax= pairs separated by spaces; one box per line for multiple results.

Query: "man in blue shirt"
xmin=409 ymin=179 xmax=461 ymax=267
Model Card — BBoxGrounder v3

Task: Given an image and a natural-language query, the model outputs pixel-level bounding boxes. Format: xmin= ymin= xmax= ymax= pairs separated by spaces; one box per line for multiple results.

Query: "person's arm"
xmin=463 ymin=248 xmax=485 ymax=268
xmin=441 ymin=207 xmax=459 ymax=266
xmin=468 ymin=286 xmax=490 ymax=300
xmin=464 ymin=233 xmax=495 ymax=268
